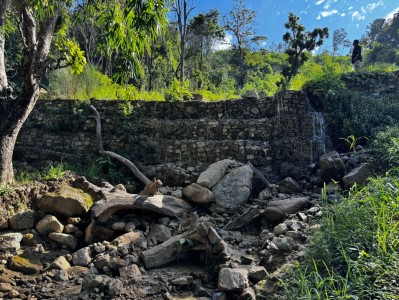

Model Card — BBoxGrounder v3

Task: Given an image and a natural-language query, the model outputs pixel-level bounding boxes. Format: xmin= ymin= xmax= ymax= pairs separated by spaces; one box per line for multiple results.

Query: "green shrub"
xmin=164 ymin=79 xmax=192 ymax=101
xmin=371 ymin=125 xmax=399 ymax=171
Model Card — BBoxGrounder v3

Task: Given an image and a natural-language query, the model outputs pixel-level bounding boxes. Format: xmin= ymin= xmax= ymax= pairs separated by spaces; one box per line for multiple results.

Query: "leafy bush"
xmin=164 ymin=79 xmax=192 ymax=101
xmin=371 ymin=125 xmax=399 ymax=171
xmin=281 ymin=172 xmax=399 ymax=299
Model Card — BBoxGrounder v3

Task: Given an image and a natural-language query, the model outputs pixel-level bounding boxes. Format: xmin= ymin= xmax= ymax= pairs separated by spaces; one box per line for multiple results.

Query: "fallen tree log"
xmin=140 ymin=214 xmax=232 ymax=269
xmin=91 ymin=193 xmax=195 ymax=223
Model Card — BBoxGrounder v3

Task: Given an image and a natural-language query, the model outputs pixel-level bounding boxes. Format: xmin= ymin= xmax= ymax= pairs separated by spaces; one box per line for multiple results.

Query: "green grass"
xmin=281 ymin=170 xmax=399 ymax=299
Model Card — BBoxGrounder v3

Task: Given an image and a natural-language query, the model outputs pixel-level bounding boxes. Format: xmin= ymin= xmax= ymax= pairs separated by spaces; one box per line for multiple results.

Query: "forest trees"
xmin=0 ymin=0 xmax=168 ymax=184
xmin=224 ymin=0 xmax=266 ymax=88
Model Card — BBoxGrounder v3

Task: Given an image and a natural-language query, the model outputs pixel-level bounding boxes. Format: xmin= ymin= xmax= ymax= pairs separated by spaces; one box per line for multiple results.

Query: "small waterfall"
xmin=307 ymin=98 xmax=326 ymax=162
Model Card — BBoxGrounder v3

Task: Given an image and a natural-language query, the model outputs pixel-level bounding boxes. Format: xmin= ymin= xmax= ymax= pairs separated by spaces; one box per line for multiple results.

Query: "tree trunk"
xmin=0 ymin=0 xmax=11 ymax=93
xmin=0 ymin=3 xmax=59 ymax=184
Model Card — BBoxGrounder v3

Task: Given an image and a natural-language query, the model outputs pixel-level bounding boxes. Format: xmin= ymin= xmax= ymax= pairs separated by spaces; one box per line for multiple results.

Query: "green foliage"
xmin=371 ymin=126 xmax=399 ymax=171
xmin=164 ymin=79 xmax=192 ymax=101
xmin=340 ymin=135 xmax=368 ymax=152
xmin=280 ymin=13 xmax=329 ymax=89
xmin=0 ymin=184 xmax=13 ymax=197
xmin=282 ymin=172 xmax=399 ymax=299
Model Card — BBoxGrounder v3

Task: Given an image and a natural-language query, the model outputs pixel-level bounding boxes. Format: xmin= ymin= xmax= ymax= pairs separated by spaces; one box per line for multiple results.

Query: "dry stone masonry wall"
xmin=16 ymin=91 xmax=317 ymax=170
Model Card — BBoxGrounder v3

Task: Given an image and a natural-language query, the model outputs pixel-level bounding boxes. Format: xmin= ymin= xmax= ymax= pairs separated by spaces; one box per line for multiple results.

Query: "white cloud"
xmin=212 ymin=34 xmax=232 ymax=51
xmin=340 ymin=13 xmax=346 ymax=17
xmin=367 ymin=1 xmax=384 ymax=12
xmin=351 ymin=11 xmax=365 ymax=21
xmin=348 ymin=6 xmax=353 ymax=10
xmin=315 ymin=0 xmax=325 ymax=5
xmin=361 ymin=6 xmax=367 ymax=14
xmin=385 ymin=6 xmax=399 ymax=20
xmin=319 ymin=9 xmax=338 ymax=17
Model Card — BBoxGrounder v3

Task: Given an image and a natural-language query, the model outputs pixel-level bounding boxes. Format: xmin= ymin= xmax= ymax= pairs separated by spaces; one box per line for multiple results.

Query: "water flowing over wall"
xmin=15 ymin=71 xmax=399 ymax=172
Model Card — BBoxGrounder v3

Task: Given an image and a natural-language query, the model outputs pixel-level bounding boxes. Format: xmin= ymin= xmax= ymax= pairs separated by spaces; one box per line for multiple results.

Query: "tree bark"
xmin=0 ymin=0 xmax=11 ymax=93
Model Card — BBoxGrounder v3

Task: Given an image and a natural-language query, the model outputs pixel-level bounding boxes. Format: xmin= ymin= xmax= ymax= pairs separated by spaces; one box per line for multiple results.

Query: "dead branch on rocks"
xmin=89 ymin=105 xmax=151 ymax=186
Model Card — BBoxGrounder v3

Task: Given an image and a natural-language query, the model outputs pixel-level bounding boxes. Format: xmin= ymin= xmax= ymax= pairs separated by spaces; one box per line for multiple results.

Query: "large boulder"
xmin=197 ymin=159 xmax=240 ymax=189
xmin=212 ymin=165 xmax=253 ymax=209
xmin=263 ymin=197 xmax=310 ymax=223
xmin=9 ymin=211 xmax=42 ymax=231
xmin=38 ymin=185 xmax=93 ymax=217
xmin=319 ymin=151 xmax=346 ymax=183
xmin=49 ymin=233 xmax=78 ymax=249
xmin=183 ymin=183 xmax=214 ymax=204
xmin=342 ymin=163 xmax=373 ymax=190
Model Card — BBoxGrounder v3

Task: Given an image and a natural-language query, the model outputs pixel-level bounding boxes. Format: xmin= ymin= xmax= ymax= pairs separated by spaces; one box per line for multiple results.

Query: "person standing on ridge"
xmin=351 ymin=39 xmax=362 ymax=71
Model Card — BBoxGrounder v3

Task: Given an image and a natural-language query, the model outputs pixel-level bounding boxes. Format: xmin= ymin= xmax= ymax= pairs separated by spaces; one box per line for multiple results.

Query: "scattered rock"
xmin=263 ymin=197 xmax=310 ymax=223
xmin=9 ymin=211 xmax=41 ymax=231
xmin=8 ymin=253 xmax=43 ymax=275
xmin=119 ymin=264 xmax=141 ymax=278
xmin=146 ymin=224 xmax=172 ymax=245
xmin=50 ymin=256 xmax=71 ymax=270
xmin=183 ymin=183 xmax=214 ymax=204
xmin=36 ymin=215 xmax=64 ymax=235
xmin=0 ymin=232 xmax=23 ymax=253
xmin=319 ymin=151 xmax=346 ymax=183
xmin=218 ymin=268 xmax=249 ymax=292
xmin=49 ymin=232 xmax=78 ymax=249
xmin=38 ymin=185 xmax=93 ymax=217
xmin=112 ymin=231 xmax=145 ymax=246
xmin=278 ymin=177 xmax=300 ymax=194
xmin=213 ymin=165 xmax=253 ymax=209
xmin=342 ymin=163 xmax=373 ymax=190
xmin=197 ymin=159 xmax=239 ymax=189
xmin=72 ymin=247 xmax=92 ymax=266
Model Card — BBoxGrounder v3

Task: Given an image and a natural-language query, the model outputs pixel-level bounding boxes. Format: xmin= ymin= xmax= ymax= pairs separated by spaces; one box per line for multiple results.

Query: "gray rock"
xmin=263 ymin=197 xmax=310 ymax=223
xmin=9 ymin=211 xmax=40 ymax=231
xmin=171 ymin=276 xmax=193 ymax=286
xmin=72 ymin=247 xmax=92 ymax=266
xmin=213 ymin=165 xmax=253 ymax=209
xmin=119 ymin=264 xmax=141 ymax=278
xmin=0 ymin=233 xmax=23 ymax=253
xmin=319 ymin=151 xmax=346 ymax=183
xmin=9 ymin=253 xmax=43 ymax=275
xmin=146 ymin=224 xmax=172 ymax=245
xmin=124 ymin=222 xmax=136 ymax=232
xmin=258 ymin=184 xmax=279 ymax=200
xmin=63 ymin=224 xmax=79 ymax=234
xmin=36 ymin=215 xmax=64 ymax=235
xmin=218 ymin=268 xmax=249 ymax=292
xmin=278 ymin=177 xmax=300 ymax=194
xmin=247 ymin=266 xmax=268 ymax=283
xmin=197 ymin=159 xmax=239 ymax=189
xmin=111 ymin=222 xmax=126 ymax=231
xmin=50 ymin=256 xmax=71 ymax=270
xmin=183 ymin=183 xmax=214 ymax=204
xmin=48 ymin=232 xmax=78 ymax=249
xmin=269 ymin=237 xmax=297 ymax=253
xmin=242 ymin=90 xmax=260 ymax=100
xmin=93 ymin=254 xmax=111 ymax=270
xmin=239 ymin=287 xmax=256 ymax=300
xmin=273 ymin=223 xmax=288 ymax=235
xmin=38 ymin=185 xmax=93 ymax=217
xmin=54 ymin=270 xmax=69 ymax=281
xmin=342 ymin=163 xmax=373 ymax=190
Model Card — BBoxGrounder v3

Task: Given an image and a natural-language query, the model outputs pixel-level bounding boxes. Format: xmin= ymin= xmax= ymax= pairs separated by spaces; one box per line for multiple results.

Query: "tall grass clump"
xmin=281 ymin=171 xmax=399 ymax=299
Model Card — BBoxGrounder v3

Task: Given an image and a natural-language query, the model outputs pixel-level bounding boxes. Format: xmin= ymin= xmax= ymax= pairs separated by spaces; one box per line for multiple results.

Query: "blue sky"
xmin=181 ymin=0 xmax=399 ymax=51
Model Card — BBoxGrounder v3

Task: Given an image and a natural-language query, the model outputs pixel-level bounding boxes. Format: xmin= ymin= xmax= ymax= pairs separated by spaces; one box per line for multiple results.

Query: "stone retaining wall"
xmin=15 ymin=91 xmax=319 ymax=170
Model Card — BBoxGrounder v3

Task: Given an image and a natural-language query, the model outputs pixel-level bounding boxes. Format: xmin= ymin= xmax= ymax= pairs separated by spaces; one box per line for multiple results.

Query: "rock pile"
xmin=0 ymin=151 xmax=373 ymax=299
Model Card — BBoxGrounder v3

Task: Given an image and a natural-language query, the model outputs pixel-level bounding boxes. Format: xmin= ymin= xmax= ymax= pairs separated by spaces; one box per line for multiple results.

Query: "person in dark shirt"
xmin=351 ymin=39 xmax=362 ymax=71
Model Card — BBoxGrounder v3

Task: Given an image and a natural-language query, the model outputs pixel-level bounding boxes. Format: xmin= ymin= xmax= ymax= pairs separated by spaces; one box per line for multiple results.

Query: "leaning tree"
xmin=0 ymin=0 xmax=168 ymax=184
